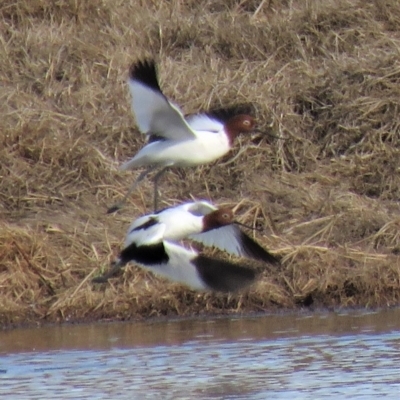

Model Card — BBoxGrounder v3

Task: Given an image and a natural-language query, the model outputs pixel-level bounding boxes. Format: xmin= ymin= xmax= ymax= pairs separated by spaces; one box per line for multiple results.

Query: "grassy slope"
xmin=1 ymin=0 xmax=400 ymax=327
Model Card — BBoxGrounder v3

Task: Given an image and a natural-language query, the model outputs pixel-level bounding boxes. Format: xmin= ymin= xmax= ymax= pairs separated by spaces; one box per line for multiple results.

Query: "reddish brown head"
xmin=224 ymin=114 xmax=256 ymax=144
xmin=202 ymin=207 xmax=235 ymax=232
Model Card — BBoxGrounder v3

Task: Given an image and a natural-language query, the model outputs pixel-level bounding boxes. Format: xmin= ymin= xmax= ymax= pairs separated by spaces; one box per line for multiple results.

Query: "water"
xmin=1 ymin=309 xmax=400 ymax=399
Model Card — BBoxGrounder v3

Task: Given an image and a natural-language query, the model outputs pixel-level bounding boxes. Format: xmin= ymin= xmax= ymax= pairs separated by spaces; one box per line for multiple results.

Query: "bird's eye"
xmin=243 ymin=119 xmax=251 ymax=126
xmin=222 ymin=213 xmax=229 ymax=219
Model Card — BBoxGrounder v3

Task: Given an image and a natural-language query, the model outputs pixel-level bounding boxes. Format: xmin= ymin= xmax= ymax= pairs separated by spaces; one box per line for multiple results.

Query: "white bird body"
xmin=95 ymin=201 xmax=279 ymax=290
xmin=108 ymin=60 xmax=257 ymax=213
xmin=120 ymin=128 xmax=231 ymax=170
xmin=124 ymin=201 xmax=210 ymax=246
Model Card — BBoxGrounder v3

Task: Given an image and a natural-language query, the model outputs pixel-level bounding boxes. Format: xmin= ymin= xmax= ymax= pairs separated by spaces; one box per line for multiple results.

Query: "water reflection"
xmin=1 ymin=309 xmax=400 ymax=399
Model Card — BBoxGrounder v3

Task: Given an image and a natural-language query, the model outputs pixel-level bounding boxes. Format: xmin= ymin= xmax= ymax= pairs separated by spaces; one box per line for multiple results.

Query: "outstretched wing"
xmin=93 ymin=238 xmax=257 ymax=291
xmin=129 ymin=60 xmax=196 ymax=140
xmin=190 ymin=225 xmax=280 ymax=265
xmin=143 ymin=241 xmax=257 ymax=292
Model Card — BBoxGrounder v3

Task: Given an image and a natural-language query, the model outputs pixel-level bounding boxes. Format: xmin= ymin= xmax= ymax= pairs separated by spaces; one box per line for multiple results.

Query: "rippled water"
xmin=1 ymin=309 xmax=400 ymax=399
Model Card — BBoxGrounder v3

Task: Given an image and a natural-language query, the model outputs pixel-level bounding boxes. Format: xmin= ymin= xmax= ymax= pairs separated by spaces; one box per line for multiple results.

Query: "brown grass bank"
xmin=1 ymin=0 xmax=400 ymax=328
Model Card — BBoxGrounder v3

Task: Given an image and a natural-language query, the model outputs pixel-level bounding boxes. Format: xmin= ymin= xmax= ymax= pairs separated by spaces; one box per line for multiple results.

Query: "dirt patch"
xmin=1 ymin=0 xmax=400 ymax=328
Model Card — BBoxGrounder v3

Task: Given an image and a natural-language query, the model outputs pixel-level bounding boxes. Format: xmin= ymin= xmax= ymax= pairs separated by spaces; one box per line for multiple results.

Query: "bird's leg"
xmin=153 ymin=166 xmax=169 ymax=212
xmin=107 ymin=166 xmax=157 ymax=214
xmin=92 ymin=260 xmax=124 ymax=283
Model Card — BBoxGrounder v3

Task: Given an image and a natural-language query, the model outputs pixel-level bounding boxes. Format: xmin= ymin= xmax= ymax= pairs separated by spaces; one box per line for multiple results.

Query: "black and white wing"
xmin=138 ymin=241 xmax=256 ymax=292
xmin=129 ymin=60 xmax=196 ymax=140
xmin=190 ymin=225 xmax=280 ymax=265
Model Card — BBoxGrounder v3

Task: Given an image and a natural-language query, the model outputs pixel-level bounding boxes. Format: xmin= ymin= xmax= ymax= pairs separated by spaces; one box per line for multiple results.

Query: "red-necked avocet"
xmin=95 ymin=201 xmax=279 ymax=291
xmin=107 ymin=60 xmax=258 ymax=213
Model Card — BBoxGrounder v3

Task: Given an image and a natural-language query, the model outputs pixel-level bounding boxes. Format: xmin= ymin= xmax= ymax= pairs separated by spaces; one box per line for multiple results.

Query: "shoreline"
xmin=1 ymin=304 xmax=397 ymax=332
xmin=1 ymin=0 xmax=400 ymax=330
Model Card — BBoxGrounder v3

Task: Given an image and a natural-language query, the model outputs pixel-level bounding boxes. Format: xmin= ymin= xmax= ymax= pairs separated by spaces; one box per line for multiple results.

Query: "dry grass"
xmin=1 ymin=0 xmax=400 ymax=327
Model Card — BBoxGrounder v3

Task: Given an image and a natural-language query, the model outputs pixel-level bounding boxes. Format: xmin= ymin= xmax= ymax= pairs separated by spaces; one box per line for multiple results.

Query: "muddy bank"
xmin=1 ymin=1 xmax=400 ymax=328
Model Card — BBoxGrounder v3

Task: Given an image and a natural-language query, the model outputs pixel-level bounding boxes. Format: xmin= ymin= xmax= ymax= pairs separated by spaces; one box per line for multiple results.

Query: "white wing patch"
xmin=189 ymin=225 xmax=243 ymax=256
xmin=145 ymin=241 xmax=205 ymax=290
xmin=186 ymin=114 xmax=224 ymax=133
xmin=186 ymin=201 xmax=217 ymax=216
xmin=129 ymin=80 xmax=196 ymax=141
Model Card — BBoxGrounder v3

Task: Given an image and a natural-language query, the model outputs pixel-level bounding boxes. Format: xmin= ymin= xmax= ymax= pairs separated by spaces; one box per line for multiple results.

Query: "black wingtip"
xmin=193 ymin=256 xmax=256 ymax=292
xmin=239 ymin=231 xmax=281 ymax=266
xmin=129 ymin=59 xmax=161 ymax=92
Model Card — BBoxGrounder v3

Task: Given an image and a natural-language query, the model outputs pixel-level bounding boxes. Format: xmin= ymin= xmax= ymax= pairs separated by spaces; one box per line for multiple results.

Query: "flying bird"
xmin=95 ymin=201 xmax=279 ymax=291
xmin=107 ymin=60 xmax=258 ymax=213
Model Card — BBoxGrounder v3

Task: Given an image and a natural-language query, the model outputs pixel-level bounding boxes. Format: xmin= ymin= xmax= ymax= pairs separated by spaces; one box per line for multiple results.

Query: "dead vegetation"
xmin=1 ymin=0 xmax=400 ymax=327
